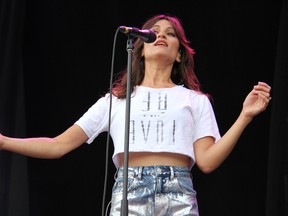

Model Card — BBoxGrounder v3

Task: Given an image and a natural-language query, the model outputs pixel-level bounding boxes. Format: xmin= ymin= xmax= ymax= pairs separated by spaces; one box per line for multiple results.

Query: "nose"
xmin=157 ymin=31 xmax=166 ymax=38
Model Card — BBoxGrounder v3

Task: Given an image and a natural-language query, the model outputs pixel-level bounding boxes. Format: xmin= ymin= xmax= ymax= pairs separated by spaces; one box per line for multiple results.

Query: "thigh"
xmin=155 ymin=173 xmax=199 ymax=216
xmin=109 ymin=172 xmax=155 ymax=216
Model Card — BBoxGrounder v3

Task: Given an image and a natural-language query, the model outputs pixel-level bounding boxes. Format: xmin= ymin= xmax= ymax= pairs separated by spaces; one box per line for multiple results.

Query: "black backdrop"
xmin=0 ymin=0 xmax=287 ymax=216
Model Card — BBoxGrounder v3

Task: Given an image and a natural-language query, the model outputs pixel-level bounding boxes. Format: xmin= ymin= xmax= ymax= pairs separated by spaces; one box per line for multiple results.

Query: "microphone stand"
xmin=121 ymin=36 xmax=134 ymax=216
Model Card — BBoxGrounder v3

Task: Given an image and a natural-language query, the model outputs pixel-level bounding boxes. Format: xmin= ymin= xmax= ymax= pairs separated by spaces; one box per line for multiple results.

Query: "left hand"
xmin=242 ymin=81 xmax=272 ymax=119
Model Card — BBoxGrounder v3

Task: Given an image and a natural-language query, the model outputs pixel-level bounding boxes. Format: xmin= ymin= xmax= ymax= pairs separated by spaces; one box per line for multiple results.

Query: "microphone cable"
xmin=101 ymin=26 xmax=120 ymax=216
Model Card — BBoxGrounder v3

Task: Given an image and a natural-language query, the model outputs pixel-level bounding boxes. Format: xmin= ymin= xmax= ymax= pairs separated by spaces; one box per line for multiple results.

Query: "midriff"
xmin=118 ymin=152 xmax=191 ymax=167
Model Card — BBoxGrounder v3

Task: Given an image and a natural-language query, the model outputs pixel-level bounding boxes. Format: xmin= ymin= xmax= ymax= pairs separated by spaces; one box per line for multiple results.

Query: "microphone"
xmin=119 ymin=26 xmax=156 ymax=43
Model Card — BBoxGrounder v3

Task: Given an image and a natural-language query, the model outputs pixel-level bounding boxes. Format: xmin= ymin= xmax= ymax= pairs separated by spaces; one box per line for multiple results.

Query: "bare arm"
xmin=0 ymin=124 xmax=88 ymax=159
xmin=194 ymin=82 xmax=271 ymax=173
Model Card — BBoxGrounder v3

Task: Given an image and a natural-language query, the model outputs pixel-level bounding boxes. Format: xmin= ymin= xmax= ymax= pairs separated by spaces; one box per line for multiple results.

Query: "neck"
xmin=141 ymin=67 xmax=175 ymax=88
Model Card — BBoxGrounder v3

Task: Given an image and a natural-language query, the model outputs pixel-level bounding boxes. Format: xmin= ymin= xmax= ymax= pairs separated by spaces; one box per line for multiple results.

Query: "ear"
xmin=176 ymin=50 xmax=181 ymax=63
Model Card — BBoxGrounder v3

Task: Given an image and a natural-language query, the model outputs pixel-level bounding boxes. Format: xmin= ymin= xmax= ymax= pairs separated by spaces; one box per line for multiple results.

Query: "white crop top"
xmin=75 ymin=85 xmax=221 ymax=169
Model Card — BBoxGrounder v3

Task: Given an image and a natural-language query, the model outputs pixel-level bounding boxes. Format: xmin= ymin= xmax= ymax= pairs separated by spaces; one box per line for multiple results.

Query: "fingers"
xmin=254 ymin=81 xmax=271 ymax=92
xmin=254 ymin=81 xmax=272 ymax=101
xmin=258 ymin=91 xmax=271 ymax=104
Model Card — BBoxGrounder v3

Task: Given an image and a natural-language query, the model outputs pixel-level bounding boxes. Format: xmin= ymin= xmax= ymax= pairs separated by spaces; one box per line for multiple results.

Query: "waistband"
xmin=116 ymin=166 xmax=191 ymax=180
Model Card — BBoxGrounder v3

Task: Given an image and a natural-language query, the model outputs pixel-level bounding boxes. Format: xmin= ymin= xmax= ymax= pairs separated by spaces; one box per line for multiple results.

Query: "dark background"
xmin=0 ymin=0 xmax=287 ymax=216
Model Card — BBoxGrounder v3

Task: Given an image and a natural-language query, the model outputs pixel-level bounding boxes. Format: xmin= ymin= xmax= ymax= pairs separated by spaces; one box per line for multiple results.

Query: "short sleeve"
xmin=192 ymin=95 xmax=221 ymax=143
xmin=74 ymin=95 xmax=110 ymax=144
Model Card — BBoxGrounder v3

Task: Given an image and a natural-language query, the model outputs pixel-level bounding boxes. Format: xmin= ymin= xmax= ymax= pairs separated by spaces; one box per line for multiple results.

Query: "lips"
xmin=155 ymin=40 xmax=167 ymax=46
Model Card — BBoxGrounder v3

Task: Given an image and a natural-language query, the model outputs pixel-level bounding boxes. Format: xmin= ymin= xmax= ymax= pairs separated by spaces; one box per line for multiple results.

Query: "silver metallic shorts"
xmin=109 ymin=166 xmax=199 ymax=216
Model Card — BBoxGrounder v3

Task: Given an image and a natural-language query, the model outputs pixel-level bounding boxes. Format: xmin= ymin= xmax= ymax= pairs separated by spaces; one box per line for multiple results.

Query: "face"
xmin=142 ymin=19 xmax=181 ymax=63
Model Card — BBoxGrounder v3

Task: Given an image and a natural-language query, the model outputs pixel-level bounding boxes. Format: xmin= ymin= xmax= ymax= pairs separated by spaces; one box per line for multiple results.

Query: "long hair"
xmin=112 ymin=14 xmax=204 ymax=99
